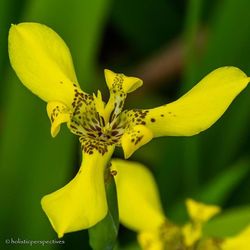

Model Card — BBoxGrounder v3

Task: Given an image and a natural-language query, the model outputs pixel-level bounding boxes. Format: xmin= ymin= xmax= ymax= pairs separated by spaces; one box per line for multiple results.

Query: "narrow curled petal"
xmin=111 ymin=159 xmax=166 ymax=231
xmin=121 ymin=125 xmax=153 ymax=159
xmin=47 ymin=101 xmax=71 ymax=137
xmin=104 ymin=69 xmax=143 ymax=124
xmin=41 ymin=147 xmax=114 ymax=238
xmin=93 ymin=90 xmax=106 ymax=119
xmin=221 ymin=225 xmax=250 ymax=250
xmin=104 ymin=69 xmax=143 ymax=94
xmin=124 ymin=67 xmax=250 ymax=137
xmin=186 ymin=199 xmax=221 ymax=223
xmin=8 ymin=22 xmax=80 ymax=106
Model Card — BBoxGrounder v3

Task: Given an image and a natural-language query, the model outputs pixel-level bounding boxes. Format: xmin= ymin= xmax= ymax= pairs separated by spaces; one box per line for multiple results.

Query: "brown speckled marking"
xmin=110 ymin=170 xmax=117 ymax=176
xmin=126 ymin=128 xmax=145 ymax=147
xmin=64 ymin=75 xmax=149 ymax=155
xmin=50 ymin=105 xmax=69 ymax=123
xmin=122 ymin=109 xmax=150 ymax=128
xmin=67 ymin=87 xmax=128 ymax=155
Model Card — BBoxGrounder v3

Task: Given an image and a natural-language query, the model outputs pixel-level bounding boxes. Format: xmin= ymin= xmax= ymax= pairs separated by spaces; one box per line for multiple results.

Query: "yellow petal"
xmin=41 ymin=146 xmax=114 ymax=238
xmin=182 ymin=199 xmax=221 ymax=247
xmin=138 ymin=230 xmax=165 ymax=250
xmin=121 ymin=125 xmax=153 ymax=159
xmin=221 ymin=225 xmax=250 ymax=250
xmin=182 ymin=223 xmax=202 ymax=247
xmin=104 ymin=69 xmax=143 ymax=94
xmin=124 ymin=67 xmax=250 ymax=137
xmin=186 ymin=198 xmax=221 ymax=223
xmin=104 ymin=70 xmax=143 ymax=123
xmin=197 ymin=238 xmax=222 ymax=250
xmin=111 ymin=159 xmax=166 ymax=232
xmin=47 ymin=101 xmax=71 ymax=137
xmin=93 ymin=90 xmax=109 ymax=123
xmin=8 ymin=22 xmax=81 ymax=106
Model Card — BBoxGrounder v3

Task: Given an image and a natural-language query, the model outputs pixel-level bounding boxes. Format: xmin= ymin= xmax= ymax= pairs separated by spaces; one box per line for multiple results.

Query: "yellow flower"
xmin=8 ymin=22 xmax=250 ymax=238
xmin=112 ymin=159 xmax=249 ymax=250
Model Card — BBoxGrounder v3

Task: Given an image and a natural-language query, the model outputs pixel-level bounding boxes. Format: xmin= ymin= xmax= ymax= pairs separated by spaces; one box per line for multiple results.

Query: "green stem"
xmin=88 ymin=169 xmax=119 ymax=250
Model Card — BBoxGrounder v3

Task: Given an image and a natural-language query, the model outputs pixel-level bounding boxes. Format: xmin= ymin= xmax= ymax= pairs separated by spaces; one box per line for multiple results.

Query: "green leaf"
xmin=198 ymin=0 xmax=250 ymax=174
xmin=0 ymin=1 xmax=111 ymax=249
xmin=89 ymin=175 xmax=119 ymax=250
xmin=168 ymin=159 xmax=250 ymax=223
xmin=195 ymin=159 xmax=250 ymax=204
xmin=111 ymin=0 xmax=181 ymax=55
xmin=203 ymin=205 xmax=250 ymax=237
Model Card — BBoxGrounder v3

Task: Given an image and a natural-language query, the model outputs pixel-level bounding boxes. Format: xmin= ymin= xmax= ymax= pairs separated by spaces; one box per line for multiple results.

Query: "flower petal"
xmin=138 ymin=230 xmax=165 ymax=250
xmin=41 ymin=146 xmax=114 ymax=238
xmin=111 ymin=159 xmax=165 ymax=231
xmin=182 ymin=200 xmax=220 ymax=247
xmin=104 ymin=69 xmax=143 ymax=124
xmin=8 ymin=22 xmax=81 ymax=106
xmin=104 ymin=69 xmax=143 ymax=94
xmin=124 ymin=67 xmax=250 ymax=137
xmin=185 ymin=199 xmax=221 ymax=223
xmin=221 ymin=225 xmax=250 ymax=250
xmin=182 ymin=223 xmax=202 ymax=247
xmin=121 ymin=125 xmax=153 ymax=159
xmin=47 ymin=101 xmax=71 ymax=137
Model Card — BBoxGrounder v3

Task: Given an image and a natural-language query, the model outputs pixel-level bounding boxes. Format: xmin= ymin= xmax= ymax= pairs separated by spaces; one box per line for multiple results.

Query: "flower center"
xmin=68 ymin=87 xmax=127 ymax=155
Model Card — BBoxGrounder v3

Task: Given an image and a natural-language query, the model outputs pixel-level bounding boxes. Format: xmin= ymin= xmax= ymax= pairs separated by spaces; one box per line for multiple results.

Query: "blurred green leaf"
xmin=198 ymin=0 xmax=250 ymax=175
xmin=23 ymin=0 xmax=111 ymax=90
xmin=111 ymin=0 xmax=182 ymax=55
xmin=89 ymin=175 xmax=119 ymax=250
xmin=168 ymin=159 xmax=250 ymax=223
xmin=118 ymin=242 xmax=141 ymax=250
xmin=0 ymin=0 xmax=25 ymax=104
xmin=180 ymin=0 xmax=207 ymax=195
xmin=195 ymin=159 xmax=250 ymax=204
xmin=182 ymin=0 xmax=203 ymax=91
xmin=203 ymin=205 xmax=250 ymax=237
xmin=0 ymin=0 xmax=111 ymax=249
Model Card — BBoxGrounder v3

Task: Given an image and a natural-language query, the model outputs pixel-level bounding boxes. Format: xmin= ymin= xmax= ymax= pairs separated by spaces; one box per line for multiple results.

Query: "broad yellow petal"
xmin=9 ymin=22 xmax=81 ymax=106
xmin=221 ymin=225 xmax=250 ymax=250
xmin=186 ymin=198 xmax=221 ymax=223
xmin=124 ymin=67 xmax=250 ymax=137
xmin=111 ymin=159 xmax=165 ymax=231
xmin=47 ymin=101 xmax=71 ymax=137
xmin=41 ymin=146 xmax=114 ymax=238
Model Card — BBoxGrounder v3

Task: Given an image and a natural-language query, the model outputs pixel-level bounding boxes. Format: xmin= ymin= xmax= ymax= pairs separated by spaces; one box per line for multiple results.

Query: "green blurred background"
xmin=0 ymin=0 xmax=250 ymax=249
